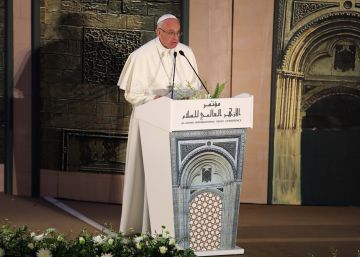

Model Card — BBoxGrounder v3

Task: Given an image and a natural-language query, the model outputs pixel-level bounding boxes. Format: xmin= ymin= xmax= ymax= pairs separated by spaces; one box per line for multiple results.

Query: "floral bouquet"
xmin=169 ymin=82 xmax=225 ymax=100
xmin=0 ymin=224 xmax=196 ymax=257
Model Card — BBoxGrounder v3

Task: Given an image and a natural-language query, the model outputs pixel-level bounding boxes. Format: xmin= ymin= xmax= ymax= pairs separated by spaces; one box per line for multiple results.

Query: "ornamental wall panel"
xmin=272 ymin=0 xmax=360 ymax=205
xmin=170 ymin=128 xmax=246 ymax=250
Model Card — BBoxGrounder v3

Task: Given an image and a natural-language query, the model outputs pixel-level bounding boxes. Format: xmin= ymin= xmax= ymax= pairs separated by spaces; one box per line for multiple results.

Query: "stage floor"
xmin=1 ymin=193 xmax=359 ymax=257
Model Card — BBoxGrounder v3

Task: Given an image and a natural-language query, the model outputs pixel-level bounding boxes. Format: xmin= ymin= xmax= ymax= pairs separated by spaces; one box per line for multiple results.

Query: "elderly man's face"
xmin=156 ymin=18 xmax=181 ymax=49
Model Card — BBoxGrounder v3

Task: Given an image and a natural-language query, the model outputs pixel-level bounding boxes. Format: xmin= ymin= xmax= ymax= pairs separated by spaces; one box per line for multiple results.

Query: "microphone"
xmin=171 ymin=51 xmax=177 ymax=99
xmin=179 ymin=50 xmax=210 ymax=94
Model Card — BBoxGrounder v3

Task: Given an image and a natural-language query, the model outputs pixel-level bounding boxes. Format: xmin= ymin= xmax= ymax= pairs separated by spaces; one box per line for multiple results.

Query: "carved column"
xmin=272 ymin=69 xmax=304 ymax=204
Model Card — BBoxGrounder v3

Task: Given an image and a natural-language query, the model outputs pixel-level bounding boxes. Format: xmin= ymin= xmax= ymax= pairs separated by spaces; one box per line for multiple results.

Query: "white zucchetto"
xmin=157 ymin=14 xmax=178 ymax=25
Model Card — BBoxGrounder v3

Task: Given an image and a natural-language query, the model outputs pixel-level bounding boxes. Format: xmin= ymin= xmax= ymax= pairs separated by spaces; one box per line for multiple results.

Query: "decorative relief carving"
xmin=283 ymin=12 xmax=360 ymax=70
xmin=171 ymin=129 xmax=246 ymax=183
xmin=334 ymin=44 xmax=356 ymax=72
xmin=275 ymin=0 xmax=287 ymax=60
xmin=83 ymin=27 xmax=141 ymax=85
xmin=213 ymin=141 xmax=237 ymax=159
xmin=277 ymin=69 xmax=305 ymax=79
xmin=343 ymin=0 xmax=352 ymax=9
xmin=202 ymin=167 xmax=212 ymax=183
xmin=180 ymin=143 xmax=206 ymax=162
xmin=302 ymin=86 xmax=360 ymax=111
xmin=179 ymin=148 xmax=236 ymax=182
xmin=62 ymin=129 xmax=128 ymax=173
xmin=291 ymin=1 xmax=339 ymax=28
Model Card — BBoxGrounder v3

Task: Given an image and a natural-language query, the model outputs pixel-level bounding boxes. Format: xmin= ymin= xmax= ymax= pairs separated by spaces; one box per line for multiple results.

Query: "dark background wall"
xmin=0 ymin=0 xmax=4 ymax=163
xmin=40 ymin=0 xmax=182 ymax=172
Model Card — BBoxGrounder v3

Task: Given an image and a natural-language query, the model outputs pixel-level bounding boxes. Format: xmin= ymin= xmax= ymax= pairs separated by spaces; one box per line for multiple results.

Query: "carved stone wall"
xmin=272 ymin=0 xmax=360 ymax=204
xmin=40 ymin=0 xmax=182 ymax=171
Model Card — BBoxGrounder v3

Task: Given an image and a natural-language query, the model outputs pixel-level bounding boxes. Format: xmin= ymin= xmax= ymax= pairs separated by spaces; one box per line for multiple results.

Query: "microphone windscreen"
xmin=174 ymin=51 xmax=177 ymax=58
xmin=179 ymin=50 xmax=185 ymax=56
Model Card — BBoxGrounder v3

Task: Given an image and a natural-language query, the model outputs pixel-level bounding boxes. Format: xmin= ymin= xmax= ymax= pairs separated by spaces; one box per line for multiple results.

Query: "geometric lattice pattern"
xmin=291 ymin=1 xmax=338 ymax=28
xmin=189 ymin=192 xmax=222 ymax=251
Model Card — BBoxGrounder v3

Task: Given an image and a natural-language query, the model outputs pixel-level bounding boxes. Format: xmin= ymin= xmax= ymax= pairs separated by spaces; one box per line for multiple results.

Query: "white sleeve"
xmin=123 ymin=91 xmax=155 ymax=107
xmin=117 ymin=52 xmax=155 ymax=106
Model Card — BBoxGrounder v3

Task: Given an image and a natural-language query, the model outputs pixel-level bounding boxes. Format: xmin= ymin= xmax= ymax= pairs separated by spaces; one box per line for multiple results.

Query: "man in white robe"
xmin=117 ymin=14 xmax=201 ymax=234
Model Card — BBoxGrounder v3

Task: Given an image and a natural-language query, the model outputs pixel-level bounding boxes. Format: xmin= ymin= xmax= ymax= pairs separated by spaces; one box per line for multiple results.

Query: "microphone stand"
xmin=179 ymin=50 xmax=210 ymax=95
xmin=171 ymin=51 xmax=177 ymax=99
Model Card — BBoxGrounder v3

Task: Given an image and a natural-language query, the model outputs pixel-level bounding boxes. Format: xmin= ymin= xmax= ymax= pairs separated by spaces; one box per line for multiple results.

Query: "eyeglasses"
xmin=158 ymin=28 xmax=182 ymax=38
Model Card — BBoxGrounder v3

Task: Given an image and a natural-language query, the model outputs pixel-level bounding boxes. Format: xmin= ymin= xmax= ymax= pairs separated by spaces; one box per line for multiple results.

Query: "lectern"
xmin=135 ymin=95 xmax=253 ymax=256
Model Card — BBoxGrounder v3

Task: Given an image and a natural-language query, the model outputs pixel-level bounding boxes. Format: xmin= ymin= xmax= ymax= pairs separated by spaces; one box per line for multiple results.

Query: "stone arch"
xmin=282 ymin=12 xmax=360 ymax=72
xmin=178 ymin=151 xmax=238 ymax=249
xmin=180 ymin=150 xmax=235 ymax=186
xmin=272 ymin=11 xmax=360 ymax=204
xmin=302 ymin=86 xmax=360 ymax=111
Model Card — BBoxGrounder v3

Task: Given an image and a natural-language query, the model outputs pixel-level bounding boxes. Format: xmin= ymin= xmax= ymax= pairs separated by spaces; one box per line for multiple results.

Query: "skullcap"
xmin=157 ymin=14 xmax=178 ymax=25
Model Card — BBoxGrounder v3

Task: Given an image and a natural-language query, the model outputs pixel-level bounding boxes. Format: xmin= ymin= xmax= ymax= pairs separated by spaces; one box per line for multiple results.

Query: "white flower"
xmin=100 ymin=253 xmax=113 ymax=257
xmin=162 ymin=230 xmax=170 ymax=238
xmin=92 ymin=234 xmax=106 ymax=245
xmin=27 ymin=243 xmax=35 ymax=249
xmin=78 ymin=236 xmax=85 ymax=244
xmin=175 ymin=244 xmax=183 ymax=250
xmin=107 ymin=238 xmax=114 ymax=245
xmin=45 ymin=228 xmax=56 ymax=234
xmin=33 ymin=233 xmax=45 ymax=241
xmin=134 ymin=236 xmax=143 ymax=244
xmin=159 ymin=246 xmax=168 ymax=254
xmin=136 ymin=243 xmax=142 ymax=249
xmin=169 ymin=238 xmax=176 ymax=245
xmin=36 ymin=248 xmax=52 ymax=257
xmin=0 ymin=247 xmax=5 ymax=257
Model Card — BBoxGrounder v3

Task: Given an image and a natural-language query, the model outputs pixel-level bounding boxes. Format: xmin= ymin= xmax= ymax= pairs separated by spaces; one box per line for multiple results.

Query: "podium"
xmin=135 ymin=95 xmax=253 ymax=256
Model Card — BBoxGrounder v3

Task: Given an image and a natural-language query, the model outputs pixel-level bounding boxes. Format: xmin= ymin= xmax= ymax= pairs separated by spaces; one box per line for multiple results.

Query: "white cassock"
xmin=117 ymin=37 xmax=200 ymax=234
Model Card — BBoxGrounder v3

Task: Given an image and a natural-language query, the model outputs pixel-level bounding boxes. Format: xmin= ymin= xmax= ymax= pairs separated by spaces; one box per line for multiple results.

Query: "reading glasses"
xmin=159 ymin=28 xmax=182 ymax=38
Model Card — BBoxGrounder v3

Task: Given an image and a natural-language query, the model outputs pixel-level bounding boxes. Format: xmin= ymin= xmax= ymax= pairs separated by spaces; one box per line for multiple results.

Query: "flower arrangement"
xmin=171 ymin=82 xmax=225 ymax=100
xmin=0 ymin=225 xmax=196 ymax=257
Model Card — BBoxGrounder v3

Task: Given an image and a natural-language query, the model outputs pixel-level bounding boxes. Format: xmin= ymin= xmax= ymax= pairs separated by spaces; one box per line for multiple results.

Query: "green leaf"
xmin=211 ymin=82 xmax=225 ymax=99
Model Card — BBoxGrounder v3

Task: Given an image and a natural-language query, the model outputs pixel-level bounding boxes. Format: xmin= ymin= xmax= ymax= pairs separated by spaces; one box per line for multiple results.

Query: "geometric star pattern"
xmin=189 ymin=192 xmax=222 ymax=251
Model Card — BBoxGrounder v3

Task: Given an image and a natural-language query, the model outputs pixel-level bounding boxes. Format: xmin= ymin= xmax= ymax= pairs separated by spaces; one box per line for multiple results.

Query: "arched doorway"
xmin=301 ymin=93 xmax=360 ymax=205
xmin=272 ymin=11 xmax=360 ymax=204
